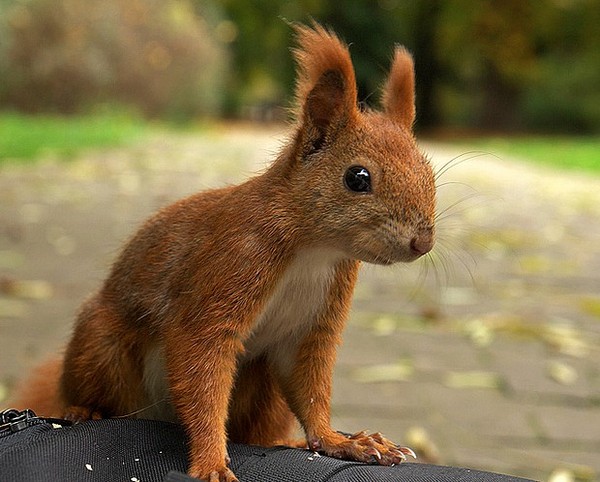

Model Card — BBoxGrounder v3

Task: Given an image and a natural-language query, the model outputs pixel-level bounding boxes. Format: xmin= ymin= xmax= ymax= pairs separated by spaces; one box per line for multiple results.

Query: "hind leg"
xmin=227 ymin=356 xmax=297 ymax=447
xmin=60 ymin=296 xmax=146 ymax=420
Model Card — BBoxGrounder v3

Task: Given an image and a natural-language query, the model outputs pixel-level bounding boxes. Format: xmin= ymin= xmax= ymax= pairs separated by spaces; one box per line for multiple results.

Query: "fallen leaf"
xmin=457 ymin=315 xmax=591 ymax=357
xmin=405 ymin=426 xmax=441 ymax=464
xmin=580 ymin=297 xmax=600 ymax=318
xmin=363 ymin=314 xmax=426 ymax=335
xmin=352 ymin=359 xmax=414 ymax=383
xmin=371 ymin=316 xmax=397 ymax=336
xmin=548 ymin=468 xmax=575 ymax=482
xmin=547 ymin=361 xmax=578 ymax=386
xmin=543 ymin=322 xmax=589 ymax=358
xmin=518 ymin=256 xmax=551 ymax=274
xmin=444 ymin=371 xmax=503 ymax=390
xmin=0 ymin=279 xmax=53 ymax=300
xmin=463 ymin=318 xmax=494 ymax=347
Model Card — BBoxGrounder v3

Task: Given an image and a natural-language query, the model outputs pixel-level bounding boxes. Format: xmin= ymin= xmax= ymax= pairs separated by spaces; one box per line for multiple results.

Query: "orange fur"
xmin=382 ymin=46 xmax=417 ymax=129
xmin=293 ymin=23 xmax=358 ymax=125
xmin=11 ymin=355 xmax=63 ymax=416
xmin=15 ymin=23 xmax=436 ymax=481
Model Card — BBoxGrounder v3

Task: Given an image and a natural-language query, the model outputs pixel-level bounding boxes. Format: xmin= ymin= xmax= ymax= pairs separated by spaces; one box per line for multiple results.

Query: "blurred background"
xmin=0 ymin=0 xmax=599 ymax=132
xmin=1 ymin=1 xmax=600 ymax=481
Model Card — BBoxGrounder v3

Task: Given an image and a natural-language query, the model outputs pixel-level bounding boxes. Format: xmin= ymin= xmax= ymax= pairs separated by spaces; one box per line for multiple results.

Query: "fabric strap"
xmin=0 ymin=418 xmax=536 ymax=482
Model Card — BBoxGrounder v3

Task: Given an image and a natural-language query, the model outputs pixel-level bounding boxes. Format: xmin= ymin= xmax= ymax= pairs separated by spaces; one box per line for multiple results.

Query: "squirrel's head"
xmin=286 ymin=23 xmax=435 ymax=265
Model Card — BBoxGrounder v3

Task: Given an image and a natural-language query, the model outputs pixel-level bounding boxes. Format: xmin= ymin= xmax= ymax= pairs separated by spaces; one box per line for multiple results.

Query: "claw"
xmin=365 ymin=447 xmax=382 ymax=460
xmin=308 ymin=437 xmax=322 ymax=451
xmin=397 ymin=446 xmax=417 ymax=459
xmin=351 ymin=430 xmax=368 ymax=439
xmin=389 ymin=448 xmax=407 ymax=462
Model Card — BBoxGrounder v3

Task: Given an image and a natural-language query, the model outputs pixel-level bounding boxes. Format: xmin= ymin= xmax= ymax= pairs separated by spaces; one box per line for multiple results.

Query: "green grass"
xmin=459 ymin=136 xmax=600 ymax=174
xmin=3 ymin=113 xmax=599 ymax=176
xmin=0 ymin=111 xmax=148 ymax=163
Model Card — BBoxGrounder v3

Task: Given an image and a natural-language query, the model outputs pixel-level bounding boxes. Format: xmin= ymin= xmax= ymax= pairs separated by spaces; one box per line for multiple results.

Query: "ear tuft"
xmin=382 ymin=46 xmax=416 ymax=129
xmin=292 ymin=23 xmax=358 ymax=135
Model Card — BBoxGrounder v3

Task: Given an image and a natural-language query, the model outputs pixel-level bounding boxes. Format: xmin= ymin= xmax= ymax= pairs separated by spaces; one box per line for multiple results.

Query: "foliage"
xmin=435 ymin=0 xmax=600 ymax=132
xmin=216 ymin=0 xmax=600 ymax=133
xmin=213 ymin=0 xmax=422 ymax=119
xmin=0 ymin=0 xmax=228 ymax=119
xmin=0 ymin=111 xmax=147 ymax=162
xmin=1 ymin=0 xmax=599 ymax=133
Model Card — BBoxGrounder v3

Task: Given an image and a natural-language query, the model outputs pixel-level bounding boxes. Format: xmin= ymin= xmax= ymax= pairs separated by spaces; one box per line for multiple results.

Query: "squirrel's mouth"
xmin=352 ymin=226 xmax=435 ymax=265
xmin=357 ymin=245 xmax=431 ymax=265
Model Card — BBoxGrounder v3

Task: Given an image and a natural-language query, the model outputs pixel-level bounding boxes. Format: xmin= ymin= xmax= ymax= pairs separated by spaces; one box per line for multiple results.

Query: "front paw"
xmin=190 ymin=466 xmax=238 ymax=482
xmin=310 ymin=430 xmax=416 ymax=466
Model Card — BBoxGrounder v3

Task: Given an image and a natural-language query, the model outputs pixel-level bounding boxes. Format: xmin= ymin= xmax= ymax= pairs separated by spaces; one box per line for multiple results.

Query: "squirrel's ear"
xmin=382 ymin=46 xmax=416 ymax=129
xmin=293 ymin=23 xmax=358 ymax=150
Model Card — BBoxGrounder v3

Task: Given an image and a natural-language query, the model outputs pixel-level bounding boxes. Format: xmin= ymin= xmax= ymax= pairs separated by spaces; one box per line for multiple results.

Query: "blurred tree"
xmin=436 ymin=0 xmax=600 ymax=132
xmin=1 ymin=0 xmax=598 ymax=132
xmin=311 ymin=0 xmax=440 ymax=128
xmin=210 ymin=0 xmax=299 ymax=119
xmin=0 ymin=0 xmax=228 ymax=119
xmin=410 ymin=0 xmax=443 ymax=129
xmin=216 ymin=0 xmax=600 ymax=132
xmin=436 ymin=0 xmax=538 ymax=131
xmin=521 ymin=0 xmax=600 ymax=132
xmin=215 ymin=0 xmax=441 ymax=128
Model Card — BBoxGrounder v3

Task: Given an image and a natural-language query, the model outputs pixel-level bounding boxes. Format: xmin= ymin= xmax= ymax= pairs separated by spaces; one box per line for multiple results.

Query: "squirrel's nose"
xmin=410 ymin=232 xmax=434 ymax=257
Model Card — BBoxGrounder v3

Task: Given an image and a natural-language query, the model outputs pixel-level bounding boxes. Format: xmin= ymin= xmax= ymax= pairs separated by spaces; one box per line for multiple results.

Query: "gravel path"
xmin=1 ymin=125 xmax=599 ymax=481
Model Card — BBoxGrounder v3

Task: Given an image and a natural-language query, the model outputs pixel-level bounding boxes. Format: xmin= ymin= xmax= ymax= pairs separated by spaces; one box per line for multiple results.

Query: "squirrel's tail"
xmin=10 ymin=355 xmax=64 ymax=418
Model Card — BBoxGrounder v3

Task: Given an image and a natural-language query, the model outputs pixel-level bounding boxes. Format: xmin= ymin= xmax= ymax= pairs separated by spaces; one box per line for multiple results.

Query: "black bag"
xmin=0 ymin=409 xmax=536 ymax=482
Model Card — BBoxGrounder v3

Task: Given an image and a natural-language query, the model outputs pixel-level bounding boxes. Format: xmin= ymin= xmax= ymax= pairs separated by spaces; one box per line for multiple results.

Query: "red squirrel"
xmin=14 ymin=23 xmax=436 ymax=481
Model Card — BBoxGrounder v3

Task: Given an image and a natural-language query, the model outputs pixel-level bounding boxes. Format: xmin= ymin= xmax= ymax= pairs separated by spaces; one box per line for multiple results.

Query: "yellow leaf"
xmin=1 ymin=279 xmax=53 ymax=300
xmin=352 ymin=360 xmax=414 ymax=383
xmin=580 ymin=297 xmax=600 ymax=318
xmin=445 ymin=371 xmax=502 ymax=390
xmin=548 ymin=468 xmax=575 ymax=482
xmin=405 ymin=426 xmax=441 ymax=464
xmin=547 ymin=361 xmax=578 ymax=386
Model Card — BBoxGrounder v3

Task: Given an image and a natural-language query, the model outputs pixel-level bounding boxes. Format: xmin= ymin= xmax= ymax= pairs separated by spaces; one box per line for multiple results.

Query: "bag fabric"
xmin=0 ymin=410 xmax=536 ymax=482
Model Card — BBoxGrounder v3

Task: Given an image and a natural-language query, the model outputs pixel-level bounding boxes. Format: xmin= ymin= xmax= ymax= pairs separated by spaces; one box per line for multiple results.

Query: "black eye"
xmin=344 ymin=166 xmax=372 ymax=193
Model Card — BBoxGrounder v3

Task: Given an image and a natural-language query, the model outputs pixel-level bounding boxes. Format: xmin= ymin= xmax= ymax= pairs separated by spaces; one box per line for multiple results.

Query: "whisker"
xmin=435 ymin=237 xmax=478 ymax=287
xmin=111 ymin=399 xmax=170 ymax=419
xmin=430 ymin=244 xmax=455 ymax=287
xmin=399 ymin=148 xmax=498 ymax=305
xmin=433 ymin=151 xmax=482 ymax=181
xmin=435 ymin=192 xmax=483 ymax=222
xmin=453 ymin=248 xmax=477 ymax=280
xmin=406 ymin=255 xmax=431 ymax=301
xmin=434 ymin=150 xmax=501 ymax=182
xmin=436 ymin=180 xmax=476 ymax=190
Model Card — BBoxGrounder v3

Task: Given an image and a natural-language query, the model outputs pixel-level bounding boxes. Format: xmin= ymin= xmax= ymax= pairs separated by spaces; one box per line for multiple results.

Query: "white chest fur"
xmin=242 ymin=248 xmax=342 ymax=374
xmin=140 ymin=248 xmax=342 ymax=420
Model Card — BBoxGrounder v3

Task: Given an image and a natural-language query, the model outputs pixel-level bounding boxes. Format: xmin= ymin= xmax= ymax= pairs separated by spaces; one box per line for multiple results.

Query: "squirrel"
xmin=13 ymin=23 xmax=436 ymax=482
